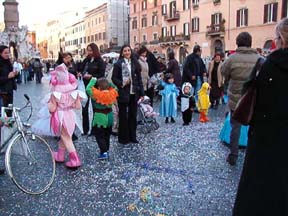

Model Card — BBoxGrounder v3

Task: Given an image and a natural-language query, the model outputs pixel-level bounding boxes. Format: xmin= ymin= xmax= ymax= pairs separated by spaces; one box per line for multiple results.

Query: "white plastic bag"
xmin=77 ymin=78 xmax=88 ymax=107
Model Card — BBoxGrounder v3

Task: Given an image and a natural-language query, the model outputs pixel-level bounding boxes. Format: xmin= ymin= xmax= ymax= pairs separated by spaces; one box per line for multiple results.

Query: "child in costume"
xmin=138 ymin=96 xmax=158 ymax=118
xmin=86 ymin=77 xmax=118 ymax=159
xmin=48 ymin=63 xmax=86 ymax=168
xmin=197 ymin=82 xmax=211 ymax=123
xmin=181 ymin=82 xmax=195 ymax=126
xmin=159 ymin=73 xmax=179 ymax=123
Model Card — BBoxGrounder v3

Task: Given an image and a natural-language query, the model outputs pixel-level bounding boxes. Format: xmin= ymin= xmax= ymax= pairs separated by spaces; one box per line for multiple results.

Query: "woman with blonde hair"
xmin=233 ymin=18 xmax=288 ymax=216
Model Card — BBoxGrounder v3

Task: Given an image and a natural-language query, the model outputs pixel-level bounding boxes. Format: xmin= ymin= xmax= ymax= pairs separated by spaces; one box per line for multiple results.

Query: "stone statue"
xmin=0 ymin=31 xmax=9 ymax=46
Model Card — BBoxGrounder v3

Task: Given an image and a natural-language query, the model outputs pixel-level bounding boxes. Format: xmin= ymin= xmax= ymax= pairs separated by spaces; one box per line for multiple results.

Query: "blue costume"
xmin=219 ymin=112 xmax=248 ymax=147
xmin=159 ymin=80 xmax=179 ymax=118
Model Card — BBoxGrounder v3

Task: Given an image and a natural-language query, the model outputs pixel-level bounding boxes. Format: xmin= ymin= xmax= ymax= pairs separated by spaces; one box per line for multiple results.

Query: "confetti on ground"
xmin=0 ymin=80 xmax=246 ymax=215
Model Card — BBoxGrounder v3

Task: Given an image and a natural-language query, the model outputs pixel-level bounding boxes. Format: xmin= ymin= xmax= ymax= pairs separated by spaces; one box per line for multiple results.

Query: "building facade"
xmin=130 ymin=0 xmax=162 ymax=53
xmin=130 ymin=0 xmax=287 ymax=62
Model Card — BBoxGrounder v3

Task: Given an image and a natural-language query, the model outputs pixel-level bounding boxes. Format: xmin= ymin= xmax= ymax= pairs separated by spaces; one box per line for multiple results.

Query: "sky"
xmin=0 ymin=0 xmax=106 ymax=27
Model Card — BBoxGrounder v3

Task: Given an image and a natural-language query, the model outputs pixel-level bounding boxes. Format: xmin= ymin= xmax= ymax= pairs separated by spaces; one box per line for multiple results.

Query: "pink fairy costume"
xmin=48 ymin=63 xmax=86 ymax=168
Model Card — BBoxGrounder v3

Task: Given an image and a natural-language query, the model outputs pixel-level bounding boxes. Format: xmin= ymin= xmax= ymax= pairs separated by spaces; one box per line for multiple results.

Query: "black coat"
xmin=80 ymin=57 xmax=106 ymax=86
xmin=146 ymin=52 xmax=159 ymax=77
xmin=233 ymin=48 xmax=288 ymax=216
xmin=112 ymin=58 xmax=144 ymax=104
xmin=166 ymin=58 xmax=182 ymax=87
xmin=182 ymin=53 xmax=206 ymax=84
xmin=0 ymin=57 xmax=16 ymax=93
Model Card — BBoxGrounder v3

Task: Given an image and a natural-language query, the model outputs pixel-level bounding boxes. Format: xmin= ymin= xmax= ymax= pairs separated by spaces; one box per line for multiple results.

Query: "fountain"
xmin=0 ymin=0 xmax=39 ymax=60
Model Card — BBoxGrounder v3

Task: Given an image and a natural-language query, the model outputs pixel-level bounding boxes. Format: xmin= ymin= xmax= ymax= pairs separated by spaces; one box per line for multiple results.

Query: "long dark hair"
xmin=0 ymin=45 xmax=9 ymax=55
xmin=119 ymin=44 xmax=141 ymax=71
xmin=87 ymin=43 xmax=101 ymax=58
xmin=0 ymin=45 xmax=13 ymax=71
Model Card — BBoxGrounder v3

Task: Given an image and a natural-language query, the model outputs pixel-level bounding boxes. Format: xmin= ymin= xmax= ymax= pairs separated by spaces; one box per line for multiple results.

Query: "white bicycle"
xmin=1 ymin=94 xmax=55 ymax=195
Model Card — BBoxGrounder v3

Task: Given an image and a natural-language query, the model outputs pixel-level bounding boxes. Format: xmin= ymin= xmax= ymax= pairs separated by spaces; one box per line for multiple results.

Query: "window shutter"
xmin=219 ymin=13 xmax=222 ymax=24
xmin=264 ymin=4 xmax=268 ymax=23
xmin=192 ymin=19 xmax=195 ymax=32
xmin=282 ymin=0 xmax=288 ymax=18
xmin=245 ymin=9 xmax=248 ymax=26
xmin=197 ymin=18 xmax=200 ymax=32
xmin=211 ymin=14 xmax=215 ymax=25
xmin=273 ymin=3 xmax=278 ymax=22
xmin=236 ymin=10 xmax=240 ymax=27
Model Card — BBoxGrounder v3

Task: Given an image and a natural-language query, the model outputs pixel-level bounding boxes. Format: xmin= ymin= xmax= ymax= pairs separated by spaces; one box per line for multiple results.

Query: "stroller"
xmin=137 ymin=96 xmax=160 ymax=134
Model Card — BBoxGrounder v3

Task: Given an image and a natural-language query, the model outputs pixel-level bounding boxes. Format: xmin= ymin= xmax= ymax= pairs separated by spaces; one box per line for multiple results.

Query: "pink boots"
xmin=53 ymin=147 xmax=66 ymax=162
xmin=65 ymin=151 xmax=81 ymax=168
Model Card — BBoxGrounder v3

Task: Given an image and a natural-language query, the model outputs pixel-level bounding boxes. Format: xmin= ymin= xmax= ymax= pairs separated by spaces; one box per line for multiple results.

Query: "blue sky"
xmin=0 ymin=0 xmax=106 ymax=27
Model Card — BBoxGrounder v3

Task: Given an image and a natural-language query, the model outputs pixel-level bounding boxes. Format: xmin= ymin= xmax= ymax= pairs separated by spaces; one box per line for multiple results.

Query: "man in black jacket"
xmin=182 ymin=45 xmax=207 ymax=107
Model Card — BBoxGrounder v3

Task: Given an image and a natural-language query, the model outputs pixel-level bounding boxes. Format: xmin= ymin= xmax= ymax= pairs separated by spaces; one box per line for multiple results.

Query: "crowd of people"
xmin=1 ymin=17 xmax=288 ymax=215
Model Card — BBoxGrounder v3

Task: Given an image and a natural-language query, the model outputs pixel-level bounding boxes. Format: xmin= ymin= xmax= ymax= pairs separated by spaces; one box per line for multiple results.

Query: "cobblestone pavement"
xmin=0 ymin=77 xmax=245 ymax=216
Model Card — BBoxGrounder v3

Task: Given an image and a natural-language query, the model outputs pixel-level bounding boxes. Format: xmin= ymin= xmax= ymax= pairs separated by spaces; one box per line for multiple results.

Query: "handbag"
xmin=232 ymin=57 xmax=265 ymax=126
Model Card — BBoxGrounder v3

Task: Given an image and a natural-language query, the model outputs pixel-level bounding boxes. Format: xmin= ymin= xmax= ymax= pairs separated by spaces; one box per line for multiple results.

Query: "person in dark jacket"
xmin=165 ymin=51 xmax=182 ymax=87
xmin=112 ymin=44 xmax=144 ymax=144
xmin=80 ymin=43 xmax=106 ymax=135
xmin=233 ymin=18 xmax=288 ymax=216
xmin=0 ymin=45 xmax=18 ymax=175
xmin=0 ymin=45 xmax=18 ymax=117
xmin=182 ymin=45 xmax=207 ymax=106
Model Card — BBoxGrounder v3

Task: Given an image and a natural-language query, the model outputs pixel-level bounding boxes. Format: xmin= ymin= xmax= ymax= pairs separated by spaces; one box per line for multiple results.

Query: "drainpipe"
xmin=228 ymin=0 xmax=230 ymax=40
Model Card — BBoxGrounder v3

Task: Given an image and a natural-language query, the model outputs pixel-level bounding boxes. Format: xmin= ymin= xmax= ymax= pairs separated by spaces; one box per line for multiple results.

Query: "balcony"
xmin=213 ymin=0 xmax=221 ymax=5
xmin=206 ymin=23 xmax=225 ymax=37
xmin=159 ymin=34 xmax=190 ymax=43
xmin=164 ymin=11 xmax=180 ymax=21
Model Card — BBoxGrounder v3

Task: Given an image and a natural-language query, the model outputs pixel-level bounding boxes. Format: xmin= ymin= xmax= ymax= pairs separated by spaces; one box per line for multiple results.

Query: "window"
xmin=142 ymin=17 xmax=147 ymax=28
xmin=88 ymin=36 xmax=90 ymax=43
xmin=132 ymin=19 xmax=137 ymax=29
xmin=211 ymin=13 xmax=222 ymax=25
xmin=142 ymin=0 xmax=147 ymax=10
xmin=103 ymin=32 xmax=106 ymax=40
xmin=95 ymin=34 xmax=98 ymax=41
xmin=183 ymin=22 xmax=189 ymax=36
xmin=154 ymin=0 xmax=157 ymax=7
xmin=192 ymin=17 xmax=199 ymax=32
xmin=282 ymin=0 xmax=288 ymax=18
xmin=237 ymin=8 xmax=248 ymax=27
xmin=192 ymin=0 xmax=199 ymax=6
xmin=99 ymin=17 xmax=101 ymax=23
xmin=183 ymin=0 xmax=190 ymax=10
xmin=134 ymin=4 xmax=136 ymax=13
xmin=162 ymin=4 xmax=167 ymax=15
xmin=95 ymin=19 xmax=97 ymax=24
xmin=91 ymin=35 xmax=94 ymax=42
xmin=99 ymin=33 xmax=102 ymax=40
xmin=152 ymin=15 xmax=158 ymax=26
xmin=169 ymin=1 xmax=177 ymax=17
xmin=134 ymin=36 xmax=137 ymax=42
xmin=162 ymin=27 xmax=167 ymax=37
xmin=264 ymin=3 xmax=278 ymax=23
xmin=153 ymin=33 xmax=158 ymax=40
xmin=170 ymin=25 xmax=176 ymax=36
xmin=143 ymin=34 xmax=147 ymax=41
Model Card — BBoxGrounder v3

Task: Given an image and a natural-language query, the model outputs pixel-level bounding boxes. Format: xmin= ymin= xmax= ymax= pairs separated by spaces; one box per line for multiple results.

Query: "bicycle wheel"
xmin=5 ymin=133 xmax=56 ymax=195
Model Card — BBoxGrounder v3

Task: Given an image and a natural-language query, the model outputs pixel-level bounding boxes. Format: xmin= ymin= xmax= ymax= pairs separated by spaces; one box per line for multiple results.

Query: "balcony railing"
xmin=164 ymin=11 xmax=180 ymax=21
xmin=206 ymin=23 xmax=225 ymax=36
xmin=213 ymin=0 xmax=221 ymax=5
xmin=159 ymin=34 xmax=190 ymax=42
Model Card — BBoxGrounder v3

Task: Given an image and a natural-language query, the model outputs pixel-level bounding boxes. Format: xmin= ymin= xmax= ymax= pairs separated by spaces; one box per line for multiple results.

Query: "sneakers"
xmin=165 ymin=118 xmax=169 ymax=124
xmin=226 ymin=154 xmax=237 ymax=166
xmin=171 ymin=117 xmax=175 ymax=123
xmin=98 ymin=152 xmax=109 ymax=160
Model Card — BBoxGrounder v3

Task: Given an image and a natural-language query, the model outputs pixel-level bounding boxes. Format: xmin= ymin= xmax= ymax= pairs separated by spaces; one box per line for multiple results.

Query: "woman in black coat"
xmin=165 ymin=51 xmax=182 ymax=87
xmin=112 ymin=45 xmax=144 ymax=144
xmin=80 ymin=43 xmax=106 ymax=135
xmin=233 ymin=18 xmax=288 ymax=216
xmin=0 ymin=45 xmax=18 ymax=117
